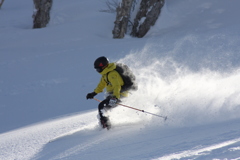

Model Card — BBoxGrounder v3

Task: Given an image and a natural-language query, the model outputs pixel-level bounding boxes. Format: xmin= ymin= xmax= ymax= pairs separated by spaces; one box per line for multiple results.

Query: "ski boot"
xmin=100 ymin=116 xmax=111 ymax=130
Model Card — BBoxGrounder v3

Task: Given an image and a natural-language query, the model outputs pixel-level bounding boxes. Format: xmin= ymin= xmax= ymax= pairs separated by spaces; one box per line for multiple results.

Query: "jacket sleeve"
xmin=108 ymin=71 xmax=122 ymax=99
xmin=94 ymin=77 xmax=107 ymax=94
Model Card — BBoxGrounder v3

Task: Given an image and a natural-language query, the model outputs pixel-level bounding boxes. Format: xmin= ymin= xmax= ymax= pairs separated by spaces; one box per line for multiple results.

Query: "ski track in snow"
xmin=155 ymin=138 xmax=240 ymax=160
xmin=2 ymin=109 xmax=240 ymax=160
xmin=0 ymin=111 xmax=98 ymax=160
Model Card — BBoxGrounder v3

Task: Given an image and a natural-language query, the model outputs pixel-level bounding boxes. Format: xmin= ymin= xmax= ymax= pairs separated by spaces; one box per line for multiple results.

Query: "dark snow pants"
xmin=98 ymin=99 xmax=111 ymax=118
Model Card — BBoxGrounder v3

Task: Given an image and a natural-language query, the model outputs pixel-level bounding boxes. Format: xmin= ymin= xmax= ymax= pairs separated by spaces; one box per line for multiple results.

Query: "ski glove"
xmin=86 ymin=92 xmax=97 ymax=99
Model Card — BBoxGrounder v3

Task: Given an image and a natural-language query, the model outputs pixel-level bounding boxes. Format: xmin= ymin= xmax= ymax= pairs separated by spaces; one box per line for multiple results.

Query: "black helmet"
xmin=94 ymin=56 xmax=109 ymax=73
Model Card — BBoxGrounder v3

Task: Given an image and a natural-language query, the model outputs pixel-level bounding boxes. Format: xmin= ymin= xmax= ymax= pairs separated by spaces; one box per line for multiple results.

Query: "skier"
xmin=86 ymin=56 xmax=133 ymax=129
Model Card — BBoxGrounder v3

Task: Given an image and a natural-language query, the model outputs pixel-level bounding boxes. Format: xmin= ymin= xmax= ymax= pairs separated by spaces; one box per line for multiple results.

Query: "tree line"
xmin=1 ymin=0 xmax=164 ymax=38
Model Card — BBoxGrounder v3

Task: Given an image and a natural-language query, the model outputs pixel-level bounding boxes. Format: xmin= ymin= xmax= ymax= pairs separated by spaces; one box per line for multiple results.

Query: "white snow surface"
xmin=1 ymin=0 xmax=240 ymax=159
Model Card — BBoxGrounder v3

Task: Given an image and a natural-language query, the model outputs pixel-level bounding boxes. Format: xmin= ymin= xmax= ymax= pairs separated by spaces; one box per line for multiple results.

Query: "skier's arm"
xmin=94 ymin=77 xmax=107 ymax=94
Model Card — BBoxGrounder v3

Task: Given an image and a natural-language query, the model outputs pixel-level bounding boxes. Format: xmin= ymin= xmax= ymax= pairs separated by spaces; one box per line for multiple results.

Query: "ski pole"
xmin=93 ymin=98 xmax=167 ymax=121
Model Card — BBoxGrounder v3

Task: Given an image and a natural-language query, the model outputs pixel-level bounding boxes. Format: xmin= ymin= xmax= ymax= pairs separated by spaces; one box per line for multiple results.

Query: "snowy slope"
xmin=1 ymin=0 xmax=240 ymax=159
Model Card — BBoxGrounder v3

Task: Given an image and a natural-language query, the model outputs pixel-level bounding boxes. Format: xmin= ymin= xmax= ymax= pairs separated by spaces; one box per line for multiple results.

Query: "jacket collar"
xmin=100 ymin=63 xmax=116 ymax=75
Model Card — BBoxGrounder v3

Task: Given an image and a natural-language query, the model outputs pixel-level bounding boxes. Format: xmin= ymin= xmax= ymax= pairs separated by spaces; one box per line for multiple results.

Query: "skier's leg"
xmin=98 ymin=99 xmax=109 ymax=118
xmin=98 ymin=99 xmax=111 ymax=129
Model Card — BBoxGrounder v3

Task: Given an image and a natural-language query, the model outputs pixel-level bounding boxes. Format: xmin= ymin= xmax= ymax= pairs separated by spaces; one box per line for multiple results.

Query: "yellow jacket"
xmin=94 ymin=63 xmax=127 ymax=99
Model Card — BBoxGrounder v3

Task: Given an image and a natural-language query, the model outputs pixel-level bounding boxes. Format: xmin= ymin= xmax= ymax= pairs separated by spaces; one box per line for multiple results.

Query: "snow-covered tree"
xmin=112 ymin=0 xmax=164 ymax=38
xmin=131 ymin=0 xmax=164 ymax=38
xmin=112 ymin=0 xmax=134 ymax=38
xmin=33 ymin=0 xmax=53 ymax=29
